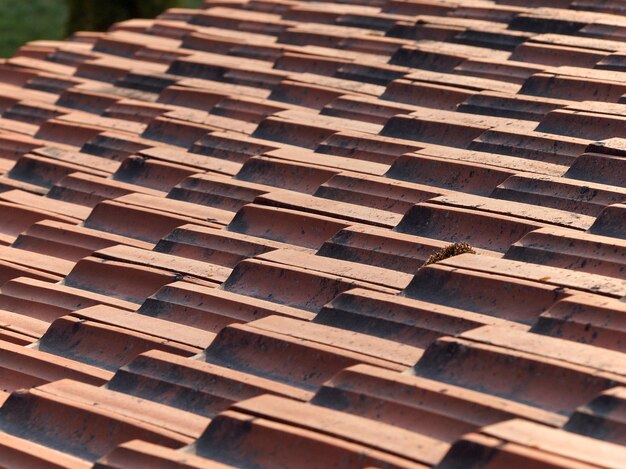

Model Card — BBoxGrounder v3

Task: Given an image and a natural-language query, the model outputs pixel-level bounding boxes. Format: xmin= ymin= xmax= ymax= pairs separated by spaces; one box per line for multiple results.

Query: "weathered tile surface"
xmin=0 ymin=0 xmax=624 ymax=466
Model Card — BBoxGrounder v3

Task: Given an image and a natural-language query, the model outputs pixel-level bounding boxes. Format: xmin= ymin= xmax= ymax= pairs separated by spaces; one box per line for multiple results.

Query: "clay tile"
xmin=440 ymin=253 xmax=626 ymax=298
xmin=37 ymin=313 xmax=202 ymax=371
xmin=588 ymin=204 xmax=626 ymax=240
xmin=83 ymin=196 xmax=229 ymax=243
xmin=225 ymin=395 xmax=447 ymax=465
xmin=312 ymin=364 xmax=564 ymax=439
xmin=203 ymin=319 xmax=413 ymax=393
xmin=264 ymin=146 xmax=389 ymax=175
xmin=316 ymin=130 xmax=424 ymax=165
xmin=141 ymin=116 xmax=215 ymax=147
xmin=227 ymin=203 xmax=352 ymax=249
xmin=0 ymin=308 xmax=48 ymax=343
xmin=194 ymin=409 xmax=429 ymax=468
xmin=33 ymin=146 xmax=120 ymax=173
xmin=113 ymin=157 xmax=198 ymax=192
xmin=468 ymin=125 xmax=589 ymax=166
xmin=390 ymin=41 xmax=509 ymax=72
xmin=48 ymin=171 xmax=166 ymax=208
xmin=564 ymin=386 xmax=626 ymax=445
xmin=492 ymin=174 xmax=626 ymax=217
xmin=0 ymin=338 xmax=112 ymax=392
xmin=520 ymin=72 xmax=626 ymax=102
xmin=316 ymin=286 xmax=521 ymax=346
xmin=387 ymin=153 xmax=516 ymax=196
xmin=314 ymin=172 xmax=444 ymax=214
xmin=565 ymin=152 xmax=626 ymax=188
xmin=414 ymin=144 xmax=566 ymax=177
xmin=57 ymin=87 xmax=122 ymax=113
xmin=95 ymin=244 xmax=231 ymax=283
xmin=0 ymin=379 xmax=208 ymax=461
xmin=137 ymin=279 xmax=313 ymax=331
xmin=2 ymin=0 xmax=626 ymax=463
xmin=429 ymin=193 xmax=595 ymax=230
xmin=0 ymin=245 xmax=73 ymax=277
xmin=438 ymin=428 xmax=613 ymax=468
xmin=257 ymin=248 xmax=413 ymax=290
xmin=381 ymin=112 xmax=494 ymax=148
xmin=405 ymin=263 xmax=567 ymax=324
xmin=382 ymin=79 xmax=475 ymax=111
xmin=457 ymin=90 xmax=569 ymax=121
xmin=395 ymin=202 xmax=545 ymax=252
xmin=474 ymin=419 xmax=626 ymax=468
xmin=505 ymin=226 xmax=626 ymax=279
xmin=318 ymin=224 xmax=496 ymax=272
xmin=511 ymin=42 xmax=608 ymax=68
xmin=190 ymin=131 xmax=284 ymax=164
xmin=167 ymin=173 xmax=267 ymax=211
xmin=0 ymin=431 xmax=90 ymax=468
xmin=0 ymin=275 xmax=136 ymax=323
xmin=509 ymin=9 xmax=603 ymax=34
xmin=235 ymin=156 xmax=338 ymax=194
xmin=75 ymin=56 xmax=167 ymax=83
xmin=252 ymin=116 xmax=339 ymax=149
xmin=139 ymin=146 xmax=241 ymax=175
xmin=531 ymin=294 xmax=626 ymax=353
xmin=167 ymin=54 xmax=285 ymax=88
xmin=93 ymin=31 xmax=181 ymax=57
xmin=0 ymin=201 xmax=79 ymax=244
xmin=537 ymin=109 xmax=626 ymax=141
xmin=6 ymin=154 xmax=110 ymax=190
xmin=107 ymin=349 xmax=310 ymax=417
xmin=95 ymin=439 xmax=235 ymax=469
xmin=255 ymin=190 xmax=402 ymax=228
xmin=0 ymin=189 xmax=90 ymax=220
xmin=222 ymin=256 xmax=399 ymax=312
xmin=320 ymin=94 xmax=418 ymax=125
xmin=414 ymin=327 xmax=626 ymax=415
xmin=154 ymin=223 xmax=305 ymax=266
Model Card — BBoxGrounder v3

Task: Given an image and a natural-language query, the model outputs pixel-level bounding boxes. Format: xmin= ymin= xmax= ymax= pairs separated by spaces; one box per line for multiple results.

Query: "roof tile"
xmin=0 ymin=0 xmax=624 ymax=464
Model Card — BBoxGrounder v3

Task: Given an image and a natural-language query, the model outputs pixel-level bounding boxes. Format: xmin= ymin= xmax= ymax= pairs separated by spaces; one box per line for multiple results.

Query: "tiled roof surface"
xmin=0 ymin=0 xmax=624 ymax=467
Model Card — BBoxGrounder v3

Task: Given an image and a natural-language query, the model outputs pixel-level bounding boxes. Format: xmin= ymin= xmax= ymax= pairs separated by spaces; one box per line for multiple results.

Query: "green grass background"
xmin=0 ymin=0 xmax=203 ymax=57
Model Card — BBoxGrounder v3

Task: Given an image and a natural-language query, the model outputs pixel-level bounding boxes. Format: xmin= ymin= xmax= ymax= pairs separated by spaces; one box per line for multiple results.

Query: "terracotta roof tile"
xmin=565 ymin=151 xmax=626 ymax=187
xmin=316 ymin=287 xmax=520 ymax=346
xmin=94 ymin=439 xmax=236 ymax=468
xmin=396 ymin=202 xmax=547 ymax=251
xmin=107 ymin=350 xmax=311 ymax=416
xmin=318 ymin=224 xmax=496 ymax=272
xmin=564 ymin=386 xmax=626 ymax=444
xmin=312 ymin=364 xmax=564 ymax=435
xmin=0 ymin=338 xmax=112 ymax=392
xmin=439 ymin=420 xmax=626 ymax=468
xmin=531 ymin=294 xmax=626 ymax=352
xmin=439 ymin=253 xmax=626 ymax=297
xmin=403 ymin=263 xmax=567 ymax=324
xmin=0 ymin=379 xmax=208 ymax=461
xmin=416 ymin=330 xmax=626 ymax=416
xmin=257 ymin=190 xmax=402 ymax=226
xmin=589 ymin=204 xmax=626 ymax=239
xmin=38 ymin=313 xmax=203 ymax=371
xmin=0 ymin=275 xmax=136 ymax=322
xmin=0 ymin=431 xmax=91 ymax=468
xmin=193 ymin=410 xmax=429 ymax=468
xmin=0 ymin=0 xmax=625 ymax=464
xmin=469 ymin=125 xmax=589 ymax=165
xmin=505 ymin=226 xmax=626 ymax=278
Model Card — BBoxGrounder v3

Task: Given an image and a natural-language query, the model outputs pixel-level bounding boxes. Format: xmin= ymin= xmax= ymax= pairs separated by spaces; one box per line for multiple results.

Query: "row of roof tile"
xmin=0 ymin=0 xmax=624 ymax=467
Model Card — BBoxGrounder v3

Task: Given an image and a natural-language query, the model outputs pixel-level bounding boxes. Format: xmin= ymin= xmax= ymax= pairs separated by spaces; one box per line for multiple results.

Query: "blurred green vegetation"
xmin=0 ymin=1 xmax=68 ymax=57
xmin=0 ymin=0 xmax=203 ymax=57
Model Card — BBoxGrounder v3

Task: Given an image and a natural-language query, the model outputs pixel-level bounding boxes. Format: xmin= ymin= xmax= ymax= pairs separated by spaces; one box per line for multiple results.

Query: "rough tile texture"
xmin=0 ymin=0 xmax=624 ymax=467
